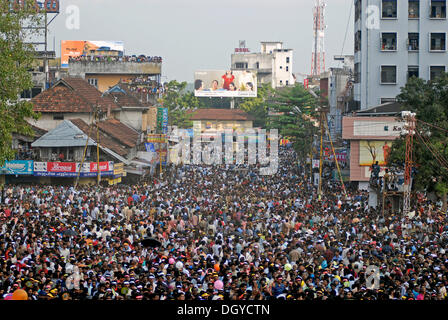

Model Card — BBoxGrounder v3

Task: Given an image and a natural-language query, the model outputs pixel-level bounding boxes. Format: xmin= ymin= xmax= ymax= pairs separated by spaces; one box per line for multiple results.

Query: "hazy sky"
xmin=47 ymin=0 xmax=354 ymax=82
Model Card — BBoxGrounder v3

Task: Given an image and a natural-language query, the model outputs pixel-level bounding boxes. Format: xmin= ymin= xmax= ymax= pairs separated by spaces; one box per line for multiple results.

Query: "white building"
xmin=354 ymin=0 xmax=448 ymax=110
xmin=231 ymin=41 xmax=296 ymax=88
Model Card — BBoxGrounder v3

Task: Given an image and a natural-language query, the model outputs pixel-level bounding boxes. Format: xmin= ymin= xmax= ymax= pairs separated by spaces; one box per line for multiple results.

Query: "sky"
xmin=47 ymin=0 xmax=354 ymax=83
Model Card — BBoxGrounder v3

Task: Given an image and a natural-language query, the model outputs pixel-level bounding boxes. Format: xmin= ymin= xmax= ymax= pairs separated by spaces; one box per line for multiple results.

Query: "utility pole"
xmin=317 ymin=106 xmax=328 ymax=199
xmin=402 ymin=111 xmax=416 ymax=215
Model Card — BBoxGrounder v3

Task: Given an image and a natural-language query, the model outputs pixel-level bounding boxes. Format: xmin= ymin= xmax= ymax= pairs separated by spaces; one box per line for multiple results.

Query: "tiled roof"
xmin=97 ymin=119 xmax=139 ymax=148
xmin=188 ymin=108 xmax=255 ymax=121
xmin=69 ymin=119 xmax=128 ymax=157
xmin=108 ymin=92 xmax=142 ymax=107
xmin=32 ymin=78 xmax=120 ymax=113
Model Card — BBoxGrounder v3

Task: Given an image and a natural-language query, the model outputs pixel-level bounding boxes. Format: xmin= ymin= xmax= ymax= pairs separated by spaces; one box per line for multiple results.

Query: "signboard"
xmin=0 ymin=161 xmax=33 ymax=175
xmin=157 ymin=107 xmax=168 ymax=134
xmin=312 ymin=159 xmax=320 ymax=169
xmin=61 ymin=40 xmax=124 ymax=68
xmin=145 ymin=143 xmax=156 ymax=152
xmin=114 ymin=163 xmax=124 ymax=176
xmin=359 ymin=140 xmax=392 ymax=166
xmin=304 ymin=79 xmax=309 ymax=89
xmin=33 ymin=161 xmax=114 ymax=177
xmin=235 ymin=48 xmax=250 ymax=53
xmin=194 ymin=70 xmax=257 ymax=97
xmin=147 ymin=134 xmax=166 ymax=143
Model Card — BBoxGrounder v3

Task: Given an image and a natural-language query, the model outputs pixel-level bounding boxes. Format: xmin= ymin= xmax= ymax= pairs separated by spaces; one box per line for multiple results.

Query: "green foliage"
xmin=267 ymin=84 xmax=319 ymax=160
xmin=238 ymin=83 xmax=273 ymax=128
xmin=389 ymin=74 xmax=448 ymax=206
xmin=0 ymin=1 xmax=41 ymax=166
xmin=159 ymin=80 xmax=201 ymax=128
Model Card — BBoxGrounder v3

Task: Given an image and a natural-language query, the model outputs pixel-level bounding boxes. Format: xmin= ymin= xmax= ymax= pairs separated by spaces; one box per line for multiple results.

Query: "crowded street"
xmin=1 ymin=146 xmax=447 ymax=301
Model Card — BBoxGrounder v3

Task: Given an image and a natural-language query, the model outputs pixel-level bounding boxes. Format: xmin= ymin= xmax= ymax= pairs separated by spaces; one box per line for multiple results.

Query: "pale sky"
xmin=47 ymin=0 xmax=354 ymax=82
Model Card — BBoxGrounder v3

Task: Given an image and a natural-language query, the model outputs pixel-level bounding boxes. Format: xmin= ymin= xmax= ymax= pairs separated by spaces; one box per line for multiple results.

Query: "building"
xmin=342 ymin=102 xmax=404 ymax=190
xmin=319 ymin=55 xmax=355 ymax=138
xmin=188 ymin=109 xmax=254 ymax=133
xmin=67 ymin=54 xmax=162 ymax=92
xmin=231 ymin=41 xmax=295 ymax=88
xmin=354 ymin=0 xmax=448 ymax=110
xmin=30 ymin=78 xmax=121 ymax=131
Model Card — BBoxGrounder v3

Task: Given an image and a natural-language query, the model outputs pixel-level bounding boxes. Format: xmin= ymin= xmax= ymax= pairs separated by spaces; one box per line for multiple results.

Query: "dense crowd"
xmin=1 ymin=147 xmax=447 ymax=300
xmin=69 ymin=55 xmax=162 ymax=63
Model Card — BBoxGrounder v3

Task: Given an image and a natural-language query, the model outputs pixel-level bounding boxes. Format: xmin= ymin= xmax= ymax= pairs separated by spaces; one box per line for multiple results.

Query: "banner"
xmin=61 ymin=40 xmax=124 ymax=68
xmin=47 ymin=162 xmax=77 ymax=173
xmin=0 ymin=161 xmax=33 ymax=175
xmin=33 ymin=162 xmax=114 ymax=177
xmin=359 ymin=140 xmax=392 ymax=166
xmin=157 ymin=107 xmax=168 ymax=134
xmin=194 ymin=70 xmax=257 ymax=97
xmin=147 ymin=134 xmax=166 ymax=143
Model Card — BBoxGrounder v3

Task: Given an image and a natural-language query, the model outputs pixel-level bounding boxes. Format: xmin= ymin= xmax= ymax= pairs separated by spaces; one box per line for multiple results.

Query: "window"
xmin=88 ymin=78 xmax=98 ymax=88
xmin=355 ymin=30 xmax=362 ymax=52
xmin=256 ymin=62 xmax=260 ymax=69
xmin=408 ymin=33 xmax=419 ymax=50
xmin=53 ymin=114 xmax=64 ymax=120
xmin=430 ymin=66 xmax=445 ymax=80
xmin=279 ymin=80 xmax=283 ymax=85
xmin=286 ymin=66 xmax=289 ymax=72
xmin=381 ymin=33 xmax=397 ymax=51
xmin=431 ymin=0 xmax=446 ymax=18
xmin=408 ymin=0 xmax=419 ymax=18
xmin=280 ymin=66 xmax=283 ymax=69
xmin=20 ymin=90 xmax=32 ymax=99
xmin=286 ymin=80 xmax=289 ymax=85
xmin=286 ymin=57 xmax=290 ymax=63
xmin=431 ymin=33 xmax=446 ymax=51
xmin=408 ymin=66 xmax=419 ymax=79
xmin=355 ymin=0 xmax=362 ymax=22
xmin=235 ymin=62 xmax=248 ymax=69
xmin=381 ymin=66 xmax=397 ymax=84
xmin=354 ymin=63 xmax=361 ymax=83
xmin=382 ymin=0 xmax=397 ymax=18
xmin=381 ymin=98 xmax=397 ymax=104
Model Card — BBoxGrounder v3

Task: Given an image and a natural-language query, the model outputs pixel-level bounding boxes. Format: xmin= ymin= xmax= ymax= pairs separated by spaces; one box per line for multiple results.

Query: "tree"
xmin=159 ymin=80 xmax=201 ymax=128
xmin=0 ymin=2 xmax=41 ymax=165
xmin=388 ymin=74 xmax=448 ymax=210
xmin=267 ymin=84 xmax=319 ymax=161
xmin=238 ymin=83 xmax=273 ymax=128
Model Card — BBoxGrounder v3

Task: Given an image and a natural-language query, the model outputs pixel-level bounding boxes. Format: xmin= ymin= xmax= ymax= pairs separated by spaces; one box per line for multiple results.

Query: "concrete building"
xmin=342 ymin=102 xmax=404 ymax=190
xmin=68 ymin=55 xmax=162 ymax=93
xmin=320 ymin=55 xmax=355 ymax=138
xmin=231 ymin=41 xmax=295 ymax=88
xmin=354 ymin=0 xmax=448 ymax=110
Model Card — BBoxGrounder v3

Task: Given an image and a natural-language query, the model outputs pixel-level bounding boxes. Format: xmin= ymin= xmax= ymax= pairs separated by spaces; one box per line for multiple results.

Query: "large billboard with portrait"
xmin=359 ymin=140 xmax=392 ymax=166
xmin=194 ymin=70 xmax=257 ymax=97
xmin=61 ymin=40 xmax=124 ymax=68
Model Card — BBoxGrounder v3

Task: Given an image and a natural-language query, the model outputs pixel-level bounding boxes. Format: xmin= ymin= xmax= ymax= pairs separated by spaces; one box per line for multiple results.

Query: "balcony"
xmin=68 ymin=56 xmax=162 ymax=77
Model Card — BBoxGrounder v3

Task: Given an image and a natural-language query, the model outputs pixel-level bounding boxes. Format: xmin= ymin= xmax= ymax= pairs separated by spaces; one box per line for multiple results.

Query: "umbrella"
xmin=63 ymin=229 xmax=77 ymax=237
xmin=141 ymin=237 xmax=162 ymax=248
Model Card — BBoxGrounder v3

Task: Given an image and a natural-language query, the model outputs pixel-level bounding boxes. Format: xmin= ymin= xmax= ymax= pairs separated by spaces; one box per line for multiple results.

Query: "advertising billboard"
xmin=0 ymin=161 xmax=34 ymax=175
xmin=194 ymin=70 xmax=257 ymax=97
xmin=157 ymin=107 xmax=169 ymax=134
xmin=33 ymin=162 xmax=114 ymax=177
xmin=359 ymin=140 xmax=392 ymax=166
xmin=61 ymin=40 xmax=125 ymax=68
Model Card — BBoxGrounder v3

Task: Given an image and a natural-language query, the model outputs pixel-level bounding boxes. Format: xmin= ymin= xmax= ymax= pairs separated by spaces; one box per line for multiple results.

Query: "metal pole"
xmin=75 ymin=120 xmax=94 ymax=189
xmin=318 ymin=110 xmax=324 ymax=199
xmin=96 ymin=110 xmax=101 ymax=186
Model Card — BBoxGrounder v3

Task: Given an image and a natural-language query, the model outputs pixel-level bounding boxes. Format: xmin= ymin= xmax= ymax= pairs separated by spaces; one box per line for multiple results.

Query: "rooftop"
xmin=32 ymin=78 xmax=120 ymax=114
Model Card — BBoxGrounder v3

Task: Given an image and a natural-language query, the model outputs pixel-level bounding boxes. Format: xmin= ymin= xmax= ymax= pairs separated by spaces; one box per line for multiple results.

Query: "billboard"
xmin=0 ymin=161 xmax=33 ymax=175
xmin=194 ymin=70 xmax=257 ymax=97
xmin=157 ymin=107 xmax=169 ymax=134
xmin=61 ymin=40 xmax=125 ymax=68
xmin=10 ymin=0 xmax=59 ymax=13
xmin=33 ymin=162 xmax=114 ymax=177
xmin=359 ymin=140 xmax=392 ymax=166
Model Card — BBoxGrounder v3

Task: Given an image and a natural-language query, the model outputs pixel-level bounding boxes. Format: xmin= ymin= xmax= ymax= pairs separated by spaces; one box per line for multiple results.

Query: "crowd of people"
xmin=68 ymin=55 xmax=162 ymax=63
xmin=0 ymin=147 xmax=447 ymax=300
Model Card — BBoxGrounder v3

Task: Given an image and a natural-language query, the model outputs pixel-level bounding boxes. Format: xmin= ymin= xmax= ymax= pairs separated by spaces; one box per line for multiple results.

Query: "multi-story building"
xmin=231 ymin=41 xmax=296 ymax=88
xmin=68 ymin=54 xmax=162 ymax=93
xmin=354 ymin=0 xmax=448 ymax=110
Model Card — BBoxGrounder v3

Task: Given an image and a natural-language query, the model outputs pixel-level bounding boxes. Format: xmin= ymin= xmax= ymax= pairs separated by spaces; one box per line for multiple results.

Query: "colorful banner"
xmin=61 ymin=40 xmax=124 ymax=68
xmin=194 ymin=70 xmax=257 ymax=97
xmin=0 ymin=161 xmax=34 ymax=175
xmin=359 ymin=140 xmax=392 ymax=166
xmin=33 ymin=161 xmax=114 ymax=177
xmin=147 ymin=134 xmax=166 ymax=143
xmin=157 ymin=107 xmax=169 ymax=134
